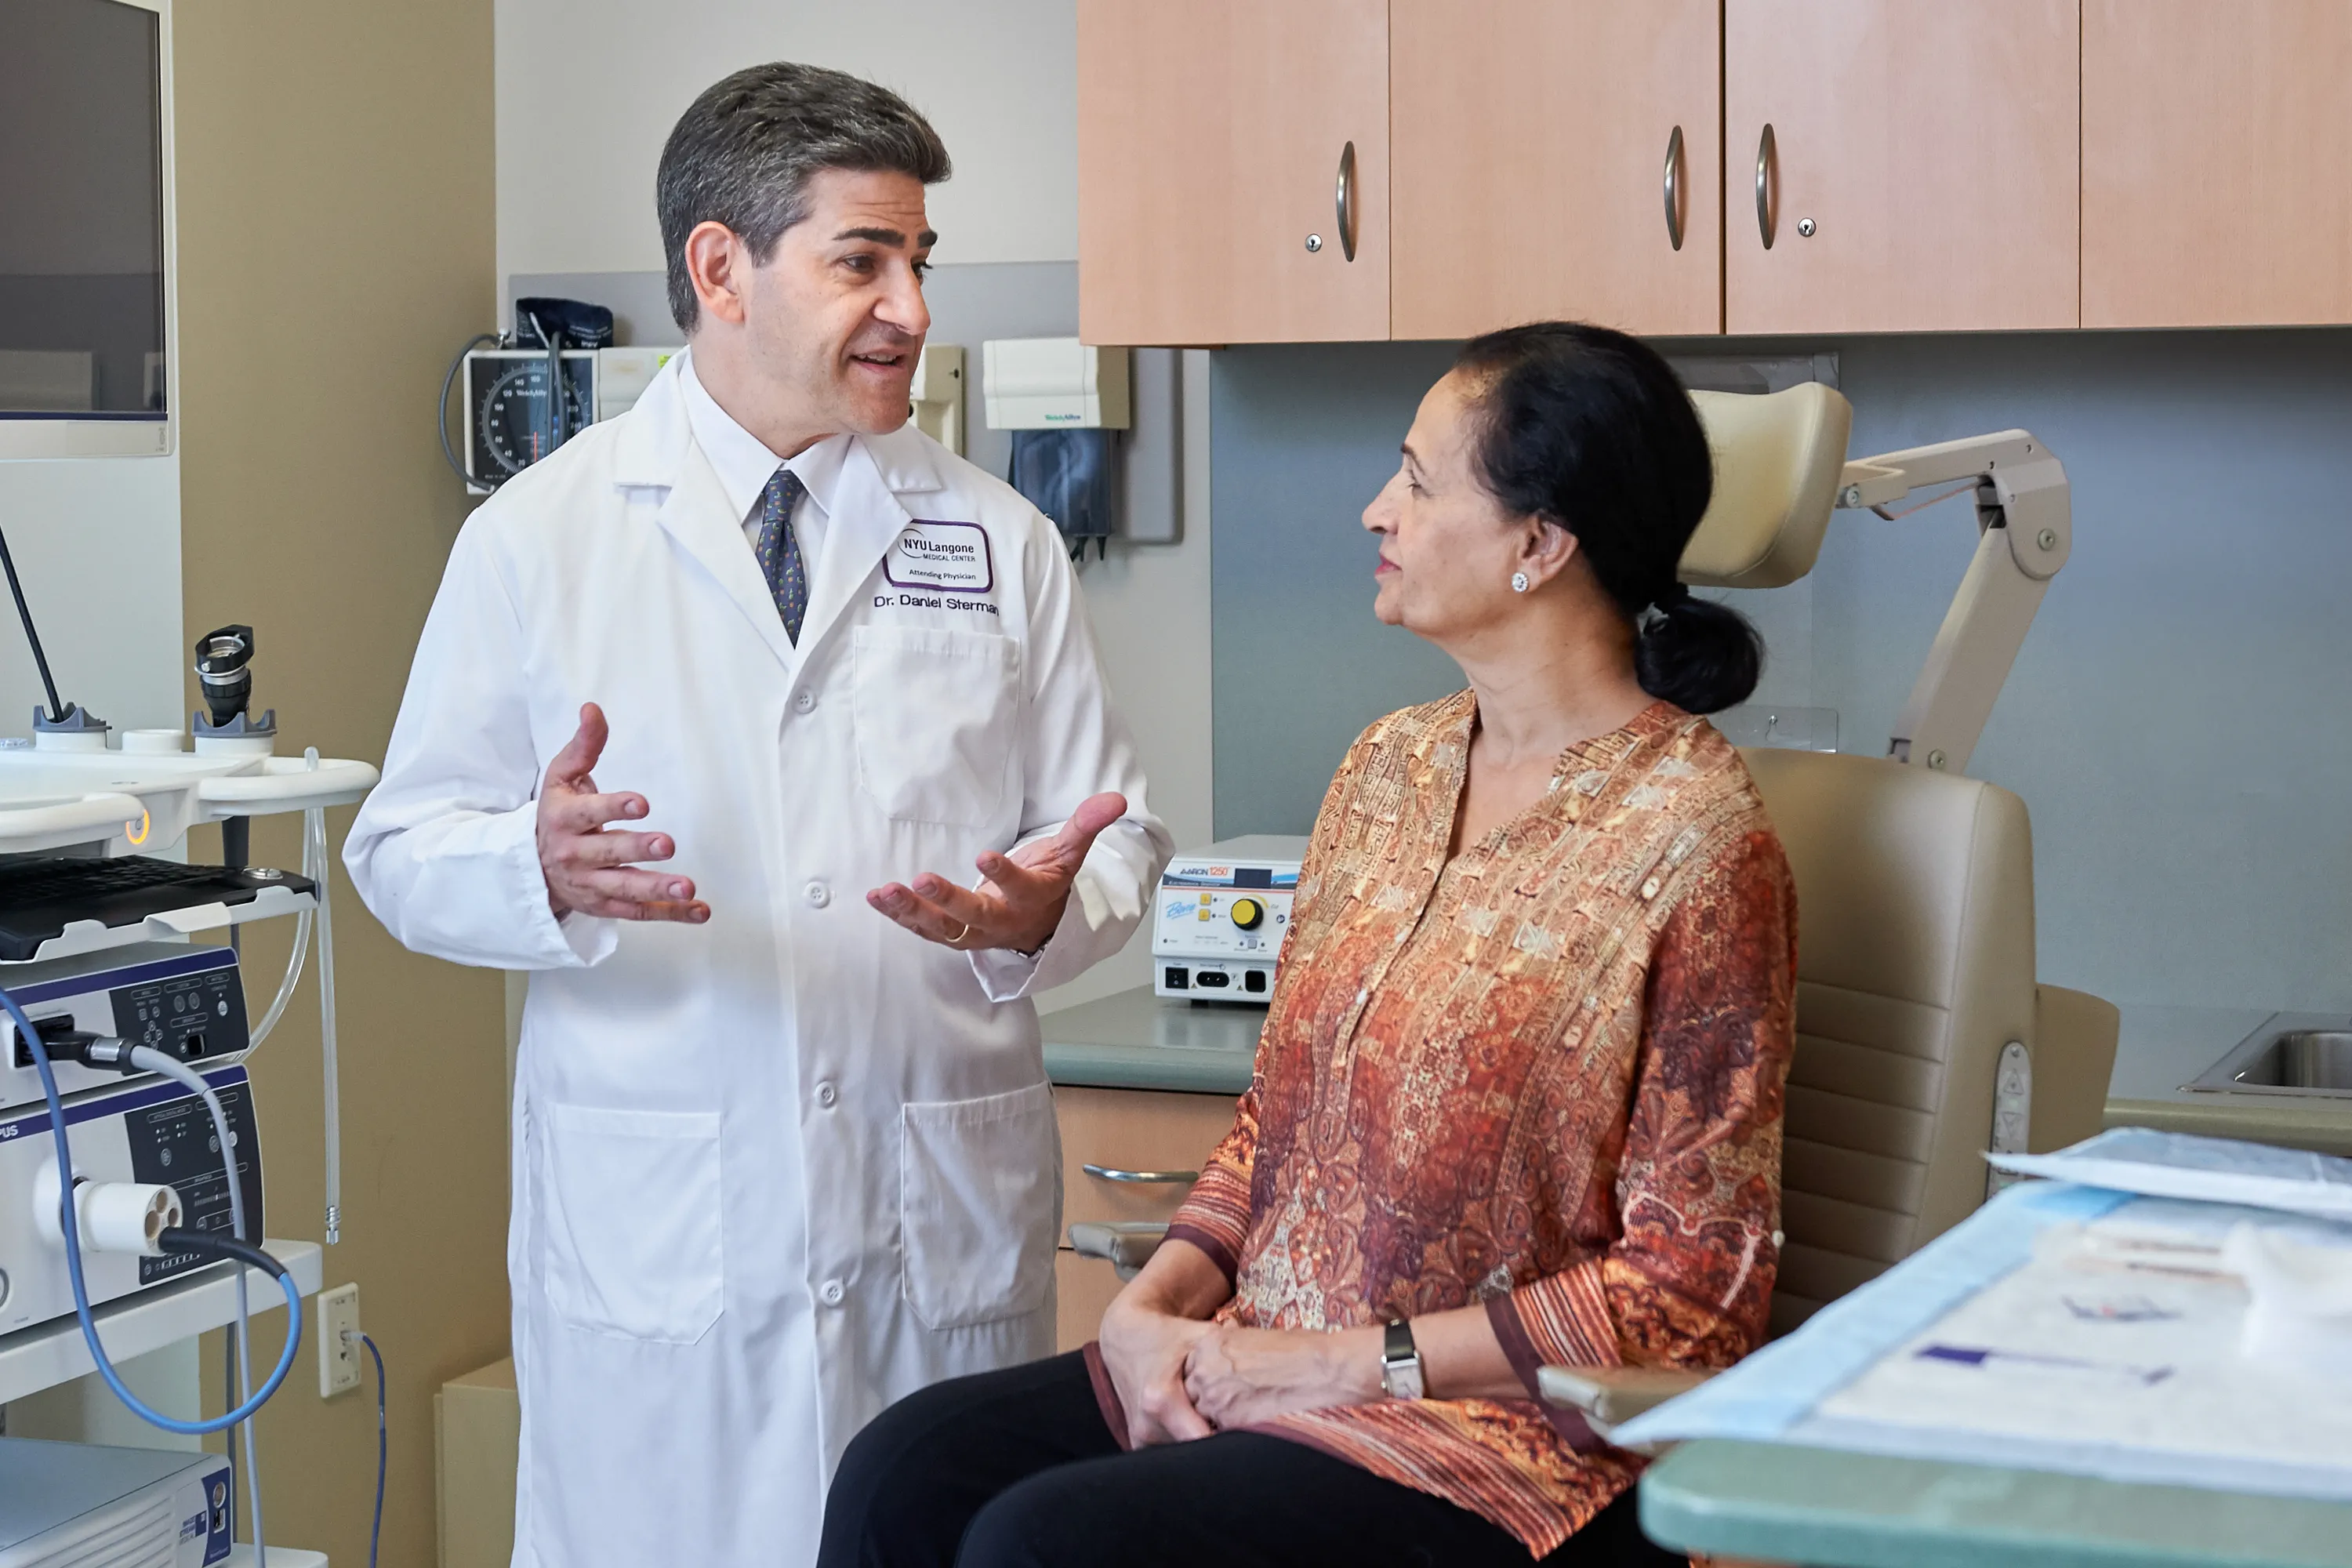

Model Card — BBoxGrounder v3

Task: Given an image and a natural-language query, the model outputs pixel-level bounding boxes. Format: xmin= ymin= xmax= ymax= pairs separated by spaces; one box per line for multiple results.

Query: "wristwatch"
xmin=1380 ymin=1318 xmax=1426 ymax=1401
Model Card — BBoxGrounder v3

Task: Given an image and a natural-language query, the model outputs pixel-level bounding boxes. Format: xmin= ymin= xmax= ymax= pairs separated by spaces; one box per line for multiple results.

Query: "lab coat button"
xmin=820 ymin=1279 xmax=845 ymax=1306
xmin=794 ymin=690 xmax=816 ymax=713
xmin=806 ymin=880 xmax=830 ymax=908
xmin=815 ymin=1080 xmax=838 ymax=1109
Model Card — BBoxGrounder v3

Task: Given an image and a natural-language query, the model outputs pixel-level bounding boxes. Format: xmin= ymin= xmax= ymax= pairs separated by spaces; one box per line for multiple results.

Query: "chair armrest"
xmin=1068 ymin=1221 xmax=1169 ymax=1282
xmin=1537 ymin=1365 xmax=1712 ymax=1450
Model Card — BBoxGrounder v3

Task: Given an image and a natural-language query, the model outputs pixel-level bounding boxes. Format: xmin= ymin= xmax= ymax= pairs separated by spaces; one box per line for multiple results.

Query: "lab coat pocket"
xmin=899 ymin=1082 xmax=1060 ymax=1330
xmin=851 ymin=625 xmax=1021 ymax=827
xmin=543 ymin=1103 xmax=724 ymax=1345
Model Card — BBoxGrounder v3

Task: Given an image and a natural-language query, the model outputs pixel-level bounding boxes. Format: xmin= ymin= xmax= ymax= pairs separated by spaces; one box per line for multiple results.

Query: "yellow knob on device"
xmin=1230 ymin=898 xmax=1265 ymax=931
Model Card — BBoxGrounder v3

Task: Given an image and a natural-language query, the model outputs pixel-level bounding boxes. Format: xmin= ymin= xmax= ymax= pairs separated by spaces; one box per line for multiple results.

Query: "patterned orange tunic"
xmin=1161 ymin=695 xmax=1796 ymax=1556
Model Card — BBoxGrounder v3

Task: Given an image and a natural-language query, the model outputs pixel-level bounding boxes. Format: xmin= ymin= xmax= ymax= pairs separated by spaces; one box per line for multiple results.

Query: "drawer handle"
xmin=1663 ymin=124 xmax=1686 ymax=252
xmin=1083 ymin=1163 xmax=1200 ymax=1185
xmin=1334 ymin=140 xmax=1359 ymax=263
xmin=1755 ymin=122 xmax=1778 ymax=250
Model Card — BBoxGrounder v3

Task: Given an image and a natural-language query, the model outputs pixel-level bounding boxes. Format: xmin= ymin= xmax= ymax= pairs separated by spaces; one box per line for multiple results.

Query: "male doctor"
xmin=347 ymin=64 xmax=1169 ymax=1566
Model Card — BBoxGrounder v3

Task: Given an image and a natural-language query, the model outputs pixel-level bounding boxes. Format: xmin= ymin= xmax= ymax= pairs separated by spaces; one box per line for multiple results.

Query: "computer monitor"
xmin=0 ymin=0 xmax=175 ymax=459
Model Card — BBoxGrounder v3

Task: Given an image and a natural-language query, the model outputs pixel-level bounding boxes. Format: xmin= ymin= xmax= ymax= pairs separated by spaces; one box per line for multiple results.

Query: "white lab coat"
xmin=345 ymin=355 xmax=1168 ymax=1567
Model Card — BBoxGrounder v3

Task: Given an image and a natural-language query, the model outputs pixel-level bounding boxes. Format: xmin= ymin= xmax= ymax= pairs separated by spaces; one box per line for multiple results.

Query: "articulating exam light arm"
xmin=1836 ymin=431 xmax=2071 ymax=776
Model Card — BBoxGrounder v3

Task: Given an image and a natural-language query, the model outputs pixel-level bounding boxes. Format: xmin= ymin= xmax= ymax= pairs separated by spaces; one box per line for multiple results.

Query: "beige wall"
xmin=173 ymin=4 xmax=506 ymax=1566
xmin=496 ymin=0 xmax=1080 ymax=278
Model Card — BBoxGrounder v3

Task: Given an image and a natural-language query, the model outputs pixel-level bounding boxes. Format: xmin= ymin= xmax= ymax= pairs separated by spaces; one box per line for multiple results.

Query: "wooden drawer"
xmin=1055 ymin=1247 xmax=1129 ymax=1353
xmin=1056 ymin=1084 xmax=1238 ymax=1229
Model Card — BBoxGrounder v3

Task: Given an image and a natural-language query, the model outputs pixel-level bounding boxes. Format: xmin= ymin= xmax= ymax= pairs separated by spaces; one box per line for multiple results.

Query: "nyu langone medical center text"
xmin=884 ymin=520 xmax=995 ymax=593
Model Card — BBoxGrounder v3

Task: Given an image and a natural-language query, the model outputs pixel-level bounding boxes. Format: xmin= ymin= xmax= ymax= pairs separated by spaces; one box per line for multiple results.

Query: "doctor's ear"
xmin=684 ymin=221 xmax=752 ymax=330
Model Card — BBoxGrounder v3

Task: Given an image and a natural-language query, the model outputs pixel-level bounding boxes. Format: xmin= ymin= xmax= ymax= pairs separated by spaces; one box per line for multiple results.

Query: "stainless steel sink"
xmin=2185 ymin=1013 xmax=2352 ymax=1098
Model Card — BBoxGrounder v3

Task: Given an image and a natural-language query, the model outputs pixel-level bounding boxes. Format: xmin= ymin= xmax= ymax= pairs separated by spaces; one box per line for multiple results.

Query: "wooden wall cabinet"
xmin=1076 ymin=0 xmax=1388 ymax=346
xmin=1725 ymin=0 xmax=2080 ymax=335
xmin=1053 ymin=1084 xmax=1239 ymax=1351
xmin=1389 ymin=0 xmax=1722 ymax=339
xmin=1080 ymin=0 xmax=2352 ymax=341
xmin=2084 ymin=1 xmax=2352 ymax=328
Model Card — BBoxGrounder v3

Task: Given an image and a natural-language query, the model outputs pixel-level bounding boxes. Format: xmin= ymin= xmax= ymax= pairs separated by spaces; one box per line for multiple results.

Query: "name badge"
xmin=886 ymin=521 xmax=994 ymax=593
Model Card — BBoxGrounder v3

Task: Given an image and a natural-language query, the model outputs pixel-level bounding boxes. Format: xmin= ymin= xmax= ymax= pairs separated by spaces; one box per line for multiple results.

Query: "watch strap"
xmin=1380 ymin=1317 xmax=1426 ymax=1401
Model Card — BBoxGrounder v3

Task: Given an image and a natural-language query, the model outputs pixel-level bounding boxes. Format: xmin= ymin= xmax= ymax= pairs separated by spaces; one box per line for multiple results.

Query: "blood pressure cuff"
xmin=1009 ymin=428 xmax=1116 ymax=542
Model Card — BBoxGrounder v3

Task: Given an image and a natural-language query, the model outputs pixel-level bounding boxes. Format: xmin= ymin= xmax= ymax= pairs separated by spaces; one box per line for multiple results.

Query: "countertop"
xmin=1040 ymin=985 xmax=1260 ymax=1095
xmin=1039 ymin=992 xmax=2352 ymax=1147
xmin=2106 ymin=1003 xmax=2352 ymax=1156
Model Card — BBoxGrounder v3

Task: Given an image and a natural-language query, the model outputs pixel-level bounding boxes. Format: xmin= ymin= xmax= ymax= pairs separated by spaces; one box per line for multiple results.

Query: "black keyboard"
xmin=0 ymin=856 xmax=318 ymax=960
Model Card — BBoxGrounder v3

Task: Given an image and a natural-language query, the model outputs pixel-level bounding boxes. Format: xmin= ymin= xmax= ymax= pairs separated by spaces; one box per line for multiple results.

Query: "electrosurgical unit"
xmin=1152 ymin=836 xmax=1307 ymax=1001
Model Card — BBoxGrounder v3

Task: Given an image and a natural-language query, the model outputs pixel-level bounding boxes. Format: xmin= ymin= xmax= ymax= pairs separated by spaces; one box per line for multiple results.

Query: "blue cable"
xmin=2 ymin=985 xmax=302 ymax=1432
xmin=358 ymin=1332 xmax=386 ymax=1568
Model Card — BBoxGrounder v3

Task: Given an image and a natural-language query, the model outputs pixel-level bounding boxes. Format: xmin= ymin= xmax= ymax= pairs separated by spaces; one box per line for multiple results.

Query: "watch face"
xmin=1381 ymin=1320 xmax=1425 ymax=1399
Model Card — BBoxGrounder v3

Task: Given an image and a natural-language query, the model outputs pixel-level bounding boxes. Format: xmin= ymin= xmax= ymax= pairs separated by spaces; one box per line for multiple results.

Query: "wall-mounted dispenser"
xmin=982 ymin=339 xmax=1131 ymax=430
xmin=984 ymin=339 xmax=1134 ymax=559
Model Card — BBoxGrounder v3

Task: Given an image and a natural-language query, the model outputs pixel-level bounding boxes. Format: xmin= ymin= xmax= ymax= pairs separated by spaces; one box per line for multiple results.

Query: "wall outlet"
xmin=318 ymin=1283 xmax=361 ymax=1399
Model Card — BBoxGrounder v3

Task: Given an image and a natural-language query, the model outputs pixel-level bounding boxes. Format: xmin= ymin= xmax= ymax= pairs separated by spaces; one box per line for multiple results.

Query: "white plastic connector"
xmin=32 ymin=1163 xmax=183 ymax=1254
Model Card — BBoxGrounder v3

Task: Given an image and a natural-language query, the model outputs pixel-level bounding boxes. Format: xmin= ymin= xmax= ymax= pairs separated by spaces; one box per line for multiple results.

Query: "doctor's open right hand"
xmin=536 ymin=702 xmax=711 ymax=924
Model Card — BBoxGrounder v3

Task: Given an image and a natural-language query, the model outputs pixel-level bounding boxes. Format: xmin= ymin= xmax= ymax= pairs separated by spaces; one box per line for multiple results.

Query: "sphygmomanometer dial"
xmin=476 ymin=360 xmax=590 ymax=479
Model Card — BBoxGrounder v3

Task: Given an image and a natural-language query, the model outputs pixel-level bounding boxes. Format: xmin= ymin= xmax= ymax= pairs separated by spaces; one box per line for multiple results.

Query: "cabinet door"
xmin=1391 ymin=0 xmax=1720 ymax=339
xmin=1725 ymin=0 xmax=2079 ymax=334
xmin=2084 ymin=2 xmax=2352 ymax=327
xmin=1077 ymin=0 xmax=1388 ymax=345
xmin=1057 ymin=1085 xmax=1238 ymax=1228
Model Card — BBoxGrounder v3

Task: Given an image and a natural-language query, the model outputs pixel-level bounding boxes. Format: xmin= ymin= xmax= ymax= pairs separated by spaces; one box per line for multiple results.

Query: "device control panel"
xmin=1 ymin=944 xmax=249 ymax=1113
xmin=0 ymin=1062 xmax=262 ymax=1333
xmin=1152 ymin=836 xmax=1306 ymax=1003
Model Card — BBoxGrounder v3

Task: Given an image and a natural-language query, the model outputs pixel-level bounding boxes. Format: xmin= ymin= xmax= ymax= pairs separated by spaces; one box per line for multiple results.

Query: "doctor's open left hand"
xmin=867 ymin=792 xmax=1127 ymax=953
xmin=536 ymin=702 xmax=710 ymax=924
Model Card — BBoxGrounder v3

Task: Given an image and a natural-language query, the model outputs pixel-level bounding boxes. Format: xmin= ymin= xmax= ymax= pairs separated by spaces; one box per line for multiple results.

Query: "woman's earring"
xmin=1510 ymin=572 xmax=1530 ymax=593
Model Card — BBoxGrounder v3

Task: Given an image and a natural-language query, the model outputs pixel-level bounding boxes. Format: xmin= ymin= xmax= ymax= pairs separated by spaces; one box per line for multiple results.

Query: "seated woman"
xmin=819 ymin=322 xmax=1798 ymax=1568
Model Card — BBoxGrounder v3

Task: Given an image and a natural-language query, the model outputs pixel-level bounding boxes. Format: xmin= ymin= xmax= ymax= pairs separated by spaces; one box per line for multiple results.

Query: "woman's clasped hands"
xmin=1098 ymin=1283 xmax=1383 ymax=1446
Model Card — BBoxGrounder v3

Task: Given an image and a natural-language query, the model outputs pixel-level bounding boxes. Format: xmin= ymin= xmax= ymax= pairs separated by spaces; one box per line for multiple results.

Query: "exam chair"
xmin=1073 ymin=381 xmax=2121 ymax=1434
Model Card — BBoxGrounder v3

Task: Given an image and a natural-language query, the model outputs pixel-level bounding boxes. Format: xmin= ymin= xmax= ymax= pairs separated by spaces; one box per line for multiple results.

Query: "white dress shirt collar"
xmin=676 ymin=350 xmax=847 ymax=559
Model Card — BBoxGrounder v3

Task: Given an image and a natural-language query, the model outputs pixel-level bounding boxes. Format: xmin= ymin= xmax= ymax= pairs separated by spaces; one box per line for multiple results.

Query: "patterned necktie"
xmin=753 ymin=467 xmax=810 ymax=645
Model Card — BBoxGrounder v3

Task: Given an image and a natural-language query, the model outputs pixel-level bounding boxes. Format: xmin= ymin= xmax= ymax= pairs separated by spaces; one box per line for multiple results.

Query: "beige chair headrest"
xmin=1680 ymin=383 xmax=1853 ymax=590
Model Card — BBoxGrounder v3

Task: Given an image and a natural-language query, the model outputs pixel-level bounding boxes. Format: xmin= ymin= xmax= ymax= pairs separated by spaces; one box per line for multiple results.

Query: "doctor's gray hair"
xmin=657 ymin=62 xmax=952 ymax=333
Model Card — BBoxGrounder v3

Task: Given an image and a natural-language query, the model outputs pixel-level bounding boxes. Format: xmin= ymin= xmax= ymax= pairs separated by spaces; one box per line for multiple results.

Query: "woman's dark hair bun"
xmin=1635 ymin=594 xmax=1764 ymax=714
xmin=1454 ymin=321 xmax=1762 ymax=713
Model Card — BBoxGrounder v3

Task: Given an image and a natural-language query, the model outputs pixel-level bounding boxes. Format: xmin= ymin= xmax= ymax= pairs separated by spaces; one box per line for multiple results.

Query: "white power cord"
xmin=246 ymin=902 xmax=311 ymax=1047
xmin=237 ymin=792 xmax=343 ymax=1248
xmin=304 ymin=801 xmax=342 ymax=1245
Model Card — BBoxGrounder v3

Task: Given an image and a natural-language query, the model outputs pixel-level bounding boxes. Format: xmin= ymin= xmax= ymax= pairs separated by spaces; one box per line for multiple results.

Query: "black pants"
xmin=818 ymin=1351 xmax=1684 ymax=1568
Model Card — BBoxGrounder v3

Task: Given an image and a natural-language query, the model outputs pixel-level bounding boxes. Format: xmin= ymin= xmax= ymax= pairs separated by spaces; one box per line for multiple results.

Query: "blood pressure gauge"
xmin=465 ymin=350 xmax=596 ymax=489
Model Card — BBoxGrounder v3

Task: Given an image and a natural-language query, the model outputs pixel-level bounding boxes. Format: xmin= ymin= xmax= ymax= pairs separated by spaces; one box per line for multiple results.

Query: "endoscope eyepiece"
xmin=194 ymin=624 xmax=256 ymax=729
